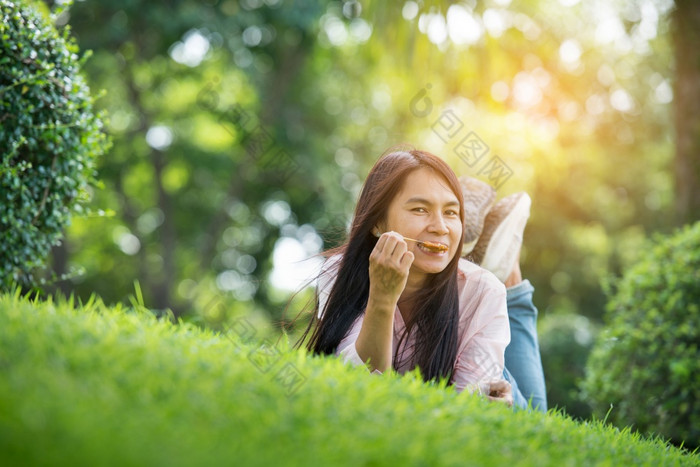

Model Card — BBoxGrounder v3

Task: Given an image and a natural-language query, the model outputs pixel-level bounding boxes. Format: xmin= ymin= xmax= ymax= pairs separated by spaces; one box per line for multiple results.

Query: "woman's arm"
xmin=353 ymin=296 xmax=395 ymax=373
xmin=321 ymin=232 xmax=413 ymax=373
xmin=354 ymin=232 xmax=414 ymax=373
xmin=452 ymin=280 xmax=511 ymax=396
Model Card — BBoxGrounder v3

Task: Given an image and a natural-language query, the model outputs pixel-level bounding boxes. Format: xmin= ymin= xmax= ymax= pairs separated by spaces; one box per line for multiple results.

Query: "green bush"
xmin=583 ymin=222 xmax=700 ymax=449
xmin=0 ymin=290 xmax=697 ymax=465
xmin=539 ymin=313 xmax=598 ymax=420
xmin=0 ymin=0 xmax=110 ymax=290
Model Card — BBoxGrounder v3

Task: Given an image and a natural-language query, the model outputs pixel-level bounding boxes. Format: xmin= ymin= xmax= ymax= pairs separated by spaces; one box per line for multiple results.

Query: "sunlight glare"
xmin=512 ymin=72 xmax=542 ymax=109
xmin=169 ymin=30 xmax=210 ymax=67
xmin=146 ymin=125 xmax=173 ymax=150
xmin=419 ymin=13 xmax=448 ymax=44
xmin=559 ymin=39 xmax=582 ymax=64
xmin=609 ymin=88 xmax=635 ymax=113
xmin=595 ymin=13 xmax=625 ymax=44
xmin=447 ymin=5 xmax=482 ymax=45
xmin=402 ymin=1 xmax=419 ymax=21
xmin=483 ymin=9 xmax=507 ymax=38
xmin=654 ymin=80 xmax=673 ymax=104
xmin=269 ymin=236 xmax=324 ymax=292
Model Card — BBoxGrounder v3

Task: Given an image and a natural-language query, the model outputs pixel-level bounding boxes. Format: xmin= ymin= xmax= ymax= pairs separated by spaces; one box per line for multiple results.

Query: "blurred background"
xmin=37 ymin=0 xmax=698 ymax=418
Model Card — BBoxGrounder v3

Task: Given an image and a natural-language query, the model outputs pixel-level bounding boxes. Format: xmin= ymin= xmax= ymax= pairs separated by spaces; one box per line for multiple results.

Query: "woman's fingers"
xmin=376 ymin=231 xmax=404 ymax=254
xmin=373 ymin=230 xmax=389 ymax=253
xmin=488 ymin=380 xmax=511 ymax=394
xmin=399 ymin=250 xmax=414 ymax=269
xmin=485 ymin=380 xmax=513 ymax=408
xmin=373 ymin=232 xmax=408 ymax=264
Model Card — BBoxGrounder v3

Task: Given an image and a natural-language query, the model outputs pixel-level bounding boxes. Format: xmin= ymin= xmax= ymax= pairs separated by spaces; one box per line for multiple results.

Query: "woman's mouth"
xmin=417 ymin=241 xmax=449 ymax=254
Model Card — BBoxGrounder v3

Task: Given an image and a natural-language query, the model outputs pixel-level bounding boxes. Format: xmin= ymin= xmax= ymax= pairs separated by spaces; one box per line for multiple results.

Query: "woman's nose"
xmin=428 ymin=214 xmax=449 ymax=234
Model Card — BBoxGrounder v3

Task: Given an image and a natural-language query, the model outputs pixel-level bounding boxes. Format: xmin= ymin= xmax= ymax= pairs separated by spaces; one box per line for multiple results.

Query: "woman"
xmin=301 ymin=148 xmax=545 ymax=409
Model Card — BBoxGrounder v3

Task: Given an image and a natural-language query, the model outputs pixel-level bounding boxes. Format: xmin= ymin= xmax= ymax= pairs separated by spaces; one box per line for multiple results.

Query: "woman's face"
xmin=377 ymin=167 xmax=463 ymax=280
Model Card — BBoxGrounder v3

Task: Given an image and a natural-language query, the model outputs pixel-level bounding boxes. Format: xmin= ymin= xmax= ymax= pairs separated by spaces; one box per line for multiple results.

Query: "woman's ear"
xmin=371 ymin=226 xmax=381 ymax=237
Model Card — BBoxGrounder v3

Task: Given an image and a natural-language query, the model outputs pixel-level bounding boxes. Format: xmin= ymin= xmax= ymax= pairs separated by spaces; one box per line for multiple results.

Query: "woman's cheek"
xmin=450 ymin=220 xmax=463 ymax=238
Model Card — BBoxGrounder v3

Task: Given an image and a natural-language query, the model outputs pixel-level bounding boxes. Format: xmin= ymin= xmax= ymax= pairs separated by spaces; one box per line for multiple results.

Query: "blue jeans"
xmin=502 ymin=280 xmax=547 ymax=412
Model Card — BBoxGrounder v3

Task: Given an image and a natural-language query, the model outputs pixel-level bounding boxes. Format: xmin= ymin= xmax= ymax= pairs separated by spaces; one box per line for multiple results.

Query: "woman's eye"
xmin=445 ymin=209 xmax=458 ymax=216
xmin=412 ymin=207 xmax=427 ymax=213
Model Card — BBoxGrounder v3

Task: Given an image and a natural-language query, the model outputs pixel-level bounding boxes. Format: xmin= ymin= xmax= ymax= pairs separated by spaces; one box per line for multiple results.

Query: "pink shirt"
xmin=317 ymin=256 xmax=510 ymax=392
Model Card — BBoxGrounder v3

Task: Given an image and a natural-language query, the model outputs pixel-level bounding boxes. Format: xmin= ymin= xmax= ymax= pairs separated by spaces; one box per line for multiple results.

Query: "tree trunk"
xmin=150 ymin=147 xmax=177 ymax=312
xmin=199 ymin=35 xmax=313 ymax=266
xmin=50 ymin=239 xmax=71 ymax=297
xmin=672 ymin=0 xmax=700 ymax=225
xmin=122 ymin=60 xmax=177 ymax=314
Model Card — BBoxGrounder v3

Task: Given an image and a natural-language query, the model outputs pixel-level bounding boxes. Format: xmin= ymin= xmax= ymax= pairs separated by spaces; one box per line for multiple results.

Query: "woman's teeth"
xmin=418 ymin=243 xmax=447 ymax=253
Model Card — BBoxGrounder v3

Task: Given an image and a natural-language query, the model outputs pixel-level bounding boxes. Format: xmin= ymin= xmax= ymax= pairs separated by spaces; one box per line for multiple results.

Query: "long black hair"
xmin=300 ymin=148 xmax=465 ymax=383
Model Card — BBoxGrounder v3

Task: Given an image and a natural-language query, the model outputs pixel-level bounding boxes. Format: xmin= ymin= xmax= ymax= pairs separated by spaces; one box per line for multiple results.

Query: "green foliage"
xmin=52 ymin=0 xmax=679 ymax=329
xmin=0 ymin=0 xmax=110 ymax=290
xmin=583 ymin=222 xmax=700 ymax=449
xmin=539 ymin=313 xmax=598 ymax=420
xmin=48 ymin=0 xmax=332 ymax=313
xmin=0 ymin=291 xmax=697 ymax=465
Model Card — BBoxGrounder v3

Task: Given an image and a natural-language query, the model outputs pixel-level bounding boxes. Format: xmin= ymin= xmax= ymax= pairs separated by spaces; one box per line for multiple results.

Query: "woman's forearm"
xmin=354 ymin=296 xmax=395 ymax=373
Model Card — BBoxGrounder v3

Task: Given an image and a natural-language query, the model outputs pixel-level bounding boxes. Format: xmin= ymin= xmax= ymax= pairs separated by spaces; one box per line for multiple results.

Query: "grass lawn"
xmin=0 ymin=290 xmax=697 ymax=466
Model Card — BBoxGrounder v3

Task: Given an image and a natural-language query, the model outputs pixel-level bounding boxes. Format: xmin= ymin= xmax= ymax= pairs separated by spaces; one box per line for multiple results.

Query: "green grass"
xmin=0 ymin=291 xmax=697 ymax=467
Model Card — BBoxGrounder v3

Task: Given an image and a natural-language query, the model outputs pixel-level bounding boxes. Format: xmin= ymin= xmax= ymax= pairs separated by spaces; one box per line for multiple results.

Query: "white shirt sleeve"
xmin=451 ymin=277 xmax=510 ymax=393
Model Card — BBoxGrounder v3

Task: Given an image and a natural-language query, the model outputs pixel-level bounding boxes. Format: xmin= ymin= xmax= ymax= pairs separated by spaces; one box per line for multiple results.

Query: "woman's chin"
xmin=413 ymin=258 xmax=451 ymax=275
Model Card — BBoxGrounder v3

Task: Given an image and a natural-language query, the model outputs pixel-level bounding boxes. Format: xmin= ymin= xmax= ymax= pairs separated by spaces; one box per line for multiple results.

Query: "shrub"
xmin=0 ymin=290 xmax=696 ymax=465
xmin=0 ymin=0 xmax=110 ymax=290
xmin=583 ymin=221 xmax=700 ymax=449
xmin=539 ymin=313 xmax=598 ymax=420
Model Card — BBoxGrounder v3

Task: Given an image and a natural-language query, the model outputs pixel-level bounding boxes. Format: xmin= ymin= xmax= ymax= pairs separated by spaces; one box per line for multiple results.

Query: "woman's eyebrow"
xmin=405 ymin=196 xmax=460 ymax=207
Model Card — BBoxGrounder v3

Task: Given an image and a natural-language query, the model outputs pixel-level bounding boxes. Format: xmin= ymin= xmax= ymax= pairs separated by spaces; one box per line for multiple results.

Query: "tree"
xmin=0 ymin=0 xmax=110 ymax=290
xmin=671 ymin=0 xmax=700 ymax=225
xmin=49 ymin=0 xmax=334 ymax=320
xmin=584 ymin=222 xmax=700 ymax=449
xmin=49 ymin=0 xmax=681 ymax=337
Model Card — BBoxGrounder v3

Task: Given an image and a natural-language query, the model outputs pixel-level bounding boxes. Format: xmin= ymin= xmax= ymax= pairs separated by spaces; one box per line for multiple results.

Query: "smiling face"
xmin=376 ymin=167 xmax=463 ymax=284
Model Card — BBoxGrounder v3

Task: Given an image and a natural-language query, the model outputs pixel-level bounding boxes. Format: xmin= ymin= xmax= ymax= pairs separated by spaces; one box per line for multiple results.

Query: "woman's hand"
xmin=368 ymin=232 xmax=414 ymax=311
xmin=482 ymin=380 xmax=514 ymax=408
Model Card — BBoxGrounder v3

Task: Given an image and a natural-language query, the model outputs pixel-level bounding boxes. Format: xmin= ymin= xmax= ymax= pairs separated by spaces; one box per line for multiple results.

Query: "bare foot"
xmin=504 ymin=251 xmax=522 ymax=288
